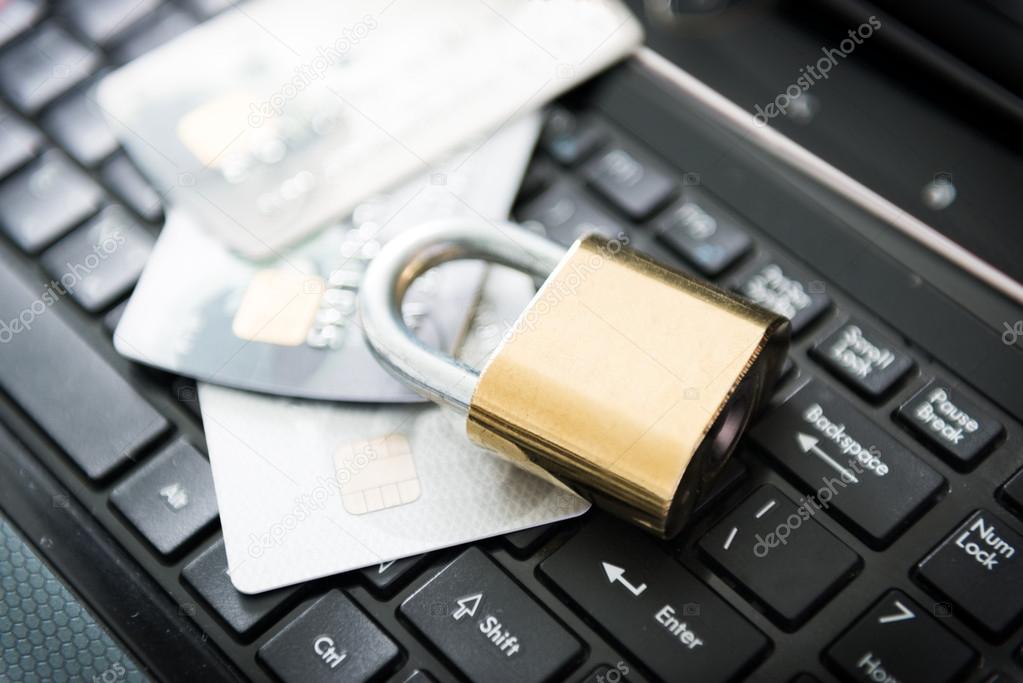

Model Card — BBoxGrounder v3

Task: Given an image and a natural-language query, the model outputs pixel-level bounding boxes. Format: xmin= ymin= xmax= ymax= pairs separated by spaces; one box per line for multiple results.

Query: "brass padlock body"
xmin=467 ymin=235 xmax=789 ymax=538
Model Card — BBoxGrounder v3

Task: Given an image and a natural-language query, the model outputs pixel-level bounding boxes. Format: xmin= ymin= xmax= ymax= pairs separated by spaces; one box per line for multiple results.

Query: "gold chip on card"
xmin=176 ymin=92 xmax=254 ymax=168
xmin=335 ymin=434 xmax=421 ymax=515
xmin=231 ymin=268 xmax=323 ymax=346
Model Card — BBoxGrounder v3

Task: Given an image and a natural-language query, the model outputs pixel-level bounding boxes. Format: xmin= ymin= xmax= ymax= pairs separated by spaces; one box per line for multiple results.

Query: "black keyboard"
xmin=1 ymin=2 xmax=1022 ymax=682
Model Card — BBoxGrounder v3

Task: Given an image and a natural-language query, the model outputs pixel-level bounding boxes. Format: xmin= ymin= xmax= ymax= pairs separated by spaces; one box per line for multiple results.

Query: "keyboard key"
xmin=540 ymin=517 xmax=769 ymax=682
xmin=401 ymin=547 xmax=582 ymax=683
xmin=916 ymin=509 xmax=1023 ymax=638
xmin=651 ymin=189 xmax=752 ymax=277
xmin=810 ymin=320 xmax=914 ymax=400
xmin=0 ymin=263 xmax=168 ymax=479
xmin=0 ymin=150 xmax=104 ymax=252
xmin=502 ymin=523 xmax=559 ymax=557
xmin=40 ymin=206 xmax=154 ymax=312
xmin=0 ymin=24 xmax=100 ymax=112
xmin=700 ymin=485 xmax=861 ymax=628
xmin=0 ymin=105 xmax=43 ymax=179
xmin=897 ymin=379 xmax=1003 ymax=470
xmin=0 ymin=0 xmax=43 ymax=49
xmin=516 ymin=179 xmax=630 ymax=246
xmin=101 ymin=153 xmax=163 ymax=222
xmin=258 ymin=590 xmax=401 ymax=683
xmin=111 ymin=439 xmax=218 ymax=557
xmin=582 ymin=142 xmax=675 ymax=220
xmin=183 ymin=539 xmax=298 ymax=638
xmin=360 ymin=554 xmax=430 ymax=595
xmin=751 ymin=380 xmax=944 ymax=547
xmin=42 ymin=87 xmax=119 ymax=166
xmin=541 ymin=108 xmax=606 ymax=166
xmin=60 ymin=0 xmax=160 ymax=45
xmin=111 ymin=6 xmax=197 ymax=64
xmin=1003 ymin=469 xmax=1023 ymax=519
xmin=730 ymin=258 xmax=831 ymax=336
xmin=400 ymin=671 xmax=437 ymax=683
xmin=826 ymin=590 xmax=977 ymax=683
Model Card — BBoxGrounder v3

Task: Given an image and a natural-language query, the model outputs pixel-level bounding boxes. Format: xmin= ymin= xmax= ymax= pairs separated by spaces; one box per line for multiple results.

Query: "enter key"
xmin=917 ymin=509 xmax=1023 ymax=639
xmin=540 ymin=516 xmax=769 ymax=682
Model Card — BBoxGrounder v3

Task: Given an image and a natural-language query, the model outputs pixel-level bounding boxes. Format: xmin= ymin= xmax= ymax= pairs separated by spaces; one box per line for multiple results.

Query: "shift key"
xmin=751 ymin=380 xmax=944 ymax=547
xmin=0 ymin=263 xmax=167 ymax=478
xmin=540 ymin=516 xmax=769 ymax=682
xmin=401 ymin=547 xmax=581 ymax=683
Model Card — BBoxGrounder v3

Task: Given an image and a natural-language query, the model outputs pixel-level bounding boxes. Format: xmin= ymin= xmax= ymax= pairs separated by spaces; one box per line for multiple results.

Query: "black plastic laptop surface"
xmin=0 ymin=2 xmax=1021 ymax=682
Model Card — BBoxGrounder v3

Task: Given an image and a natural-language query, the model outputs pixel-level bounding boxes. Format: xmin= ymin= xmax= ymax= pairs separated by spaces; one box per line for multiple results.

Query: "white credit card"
xmin=113 ymin=115 xmax=538 ymax=402
xmin=200 ymin=267 xmax=589 ymax=594
xmin=97 ymin=0 xmax=642 ymax=258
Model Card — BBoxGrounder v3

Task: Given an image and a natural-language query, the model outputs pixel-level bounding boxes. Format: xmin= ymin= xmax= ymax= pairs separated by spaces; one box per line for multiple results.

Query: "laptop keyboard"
xmin=0 ymin=2 xmax=1021 ymax=682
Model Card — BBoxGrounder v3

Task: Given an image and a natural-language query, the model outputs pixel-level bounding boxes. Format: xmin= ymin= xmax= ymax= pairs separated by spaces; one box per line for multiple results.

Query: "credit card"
xmin=200 ymin=267 xmax=589 ymax=594
xmin=114 ymin=115 xmax=538 ymax=401
xmin=97 ymin=0 xmax=641 ymax=257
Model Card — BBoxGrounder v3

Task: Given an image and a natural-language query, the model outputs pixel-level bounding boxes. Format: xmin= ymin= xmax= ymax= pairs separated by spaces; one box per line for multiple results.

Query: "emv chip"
xmin=335 ymin=434 xmax=421 ymax=515
xmin=231 ymin=268 xmax=323 ymax=346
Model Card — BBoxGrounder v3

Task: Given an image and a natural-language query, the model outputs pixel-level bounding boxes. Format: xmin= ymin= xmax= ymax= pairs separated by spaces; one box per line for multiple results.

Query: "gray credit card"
xmin=96 ymin=0 xmax=640 ymax=258
xmin=113 ymin=115 xmax=539 ymax=402
xmin=199 ymin=265 xmax=588 ymax=593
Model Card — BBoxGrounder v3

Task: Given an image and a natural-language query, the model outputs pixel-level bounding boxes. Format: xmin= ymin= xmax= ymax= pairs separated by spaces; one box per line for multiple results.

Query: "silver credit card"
xmin=114 ymin=115 xmax=539 ymax=402
xmin=96 ymin=0 xmax=641 ymax=257
xmin=200 ymin=266 xmax=589 ymax=593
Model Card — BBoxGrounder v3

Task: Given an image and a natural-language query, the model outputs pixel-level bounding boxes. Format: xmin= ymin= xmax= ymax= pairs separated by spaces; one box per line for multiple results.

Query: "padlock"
xmin=359 ymin=219 xmax=789 ymax=538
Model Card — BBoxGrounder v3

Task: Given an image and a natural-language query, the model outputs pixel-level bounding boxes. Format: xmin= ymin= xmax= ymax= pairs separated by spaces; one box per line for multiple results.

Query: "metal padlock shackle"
xmin=360 ymin=218 xmax=565 ymax=412
xmin=360 ymin=218 xmax=789 ymax=538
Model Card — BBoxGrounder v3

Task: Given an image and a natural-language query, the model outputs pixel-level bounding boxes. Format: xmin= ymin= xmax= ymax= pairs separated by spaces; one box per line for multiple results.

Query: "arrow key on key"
xmin=602 ymin=563 xmax=647 ymax=597
xmin=400 ymin=547 xmax=581 ymax=683
xmin=540 ymin=516 xmax=769 ymax=682
xmin=751 ymin=380 xmax=945 ymax=547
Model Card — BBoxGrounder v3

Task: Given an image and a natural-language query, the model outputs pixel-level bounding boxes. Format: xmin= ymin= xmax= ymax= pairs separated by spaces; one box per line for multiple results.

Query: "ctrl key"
xmin=400 ymin=547 xmax=581 ymax=683
xmin=258 ymin=590 xmax=400 ymax=683
xmin=916 ymin=509 xmax=1023 ymax=638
